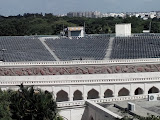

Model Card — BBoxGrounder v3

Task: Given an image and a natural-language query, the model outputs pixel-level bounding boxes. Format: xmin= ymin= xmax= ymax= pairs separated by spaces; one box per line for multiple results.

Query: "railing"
xmin=57 ymin=100 xmax=85 ymax=108
xmin=0 ymin=58 xmax=160 ymax=67
xmin=0 ymin=75 xmax=160 ymax=86
xmin=57 ymin=93 xmax=160 ymax=108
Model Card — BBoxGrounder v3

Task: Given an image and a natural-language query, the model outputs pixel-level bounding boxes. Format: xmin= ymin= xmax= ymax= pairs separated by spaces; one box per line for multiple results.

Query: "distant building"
xmin=157 ymin=11 xmax=160 ymax=18
xmin=67 ymin=27 xmax=85 ymax=38
xmin=67 ymin=11 xmax=102 ymax=18
xmin=115 ymin=23 xmax=131 ymax=37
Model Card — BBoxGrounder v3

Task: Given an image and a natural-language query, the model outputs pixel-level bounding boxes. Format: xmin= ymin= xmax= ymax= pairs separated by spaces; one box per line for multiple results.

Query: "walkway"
xmin=103 ymin=37 xmax=114 ymax=60
xmin=39 ymin=37 xmax=60 ymax=61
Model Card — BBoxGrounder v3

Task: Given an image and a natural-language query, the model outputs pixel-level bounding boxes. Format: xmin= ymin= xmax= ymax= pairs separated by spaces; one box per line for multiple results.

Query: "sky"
xmin=0 ymin=0 xmax=160 ymax=16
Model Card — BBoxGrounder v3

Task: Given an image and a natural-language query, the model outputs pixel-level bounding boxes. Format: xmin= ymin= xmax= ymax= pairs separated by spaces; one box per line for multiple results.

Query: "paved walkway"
xmin=39 ymin=38 xmax=60 ymax=61
xmin=103 ymin=37 xmax=114 ymax=60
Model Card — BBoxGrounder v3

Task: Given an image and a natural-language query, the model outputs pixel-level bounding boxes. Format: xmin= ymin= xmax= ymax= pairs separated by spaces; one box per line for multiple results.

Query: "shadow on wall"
xmin=81 ymin=106 xmax=89 ymax=120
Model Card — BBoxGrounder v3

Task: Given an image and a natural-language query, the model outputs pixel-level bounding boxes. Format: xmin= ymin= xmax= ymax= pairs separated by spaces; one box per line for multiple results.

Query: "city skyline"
xmin=0 ymin=0 xmax=160 ymax=16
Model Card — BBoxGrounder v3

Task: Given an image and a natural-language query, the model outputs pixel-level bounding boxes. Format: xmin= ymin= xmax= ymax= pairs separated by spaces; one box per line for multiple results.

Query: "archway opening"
xmin=148 ymin=86 xmax=159 ymax=94
xmin=118 ymin=87 xmax=129 ymax=96
xmin=104 ymin=89 xmax=113 ymax=98
xmin=56 ymin=90 xmax=68 ymax=102
xmin=73 ymin=90 xmax=83 ymax=100
xmin=135 ymin=88 xmax=143 ymax=95
xmin=87 ymin=89 xmax=99 ymax=99
xmin=90 ymin=116 xmax=94 ymax=120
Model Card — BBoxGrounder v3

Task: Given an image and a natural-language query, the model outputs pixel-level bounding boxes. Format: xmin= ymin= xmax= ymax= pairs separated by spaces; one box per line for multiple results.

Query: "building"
xmin=67 ymin=11 xmax=102 ymax=18
xmin=0 ymin=34 xmax=160 ymax=120
xmin=157 ymin=11 xmax=160 ymax=18
xmin=67 ymin=27 xmax=85 ymax=38
xmin=115 ymin=23 xmax=131 ymax=37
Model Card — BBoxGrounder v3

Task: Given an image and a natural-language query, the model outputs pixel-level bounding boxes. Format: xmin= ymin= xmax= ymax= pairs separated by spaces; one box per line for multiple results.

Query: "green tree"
xmin=10 ymin=84 xmax=58 ymax=120
xmin=0 ymin=89 xmax=12 ymax=120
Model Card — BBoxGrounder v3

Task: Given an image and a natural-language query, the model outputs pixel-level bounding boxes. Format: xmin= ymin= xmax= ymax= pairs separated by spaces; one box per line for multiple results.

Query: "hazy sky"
xmin=0 ymin=0 xmax=160 ymax=16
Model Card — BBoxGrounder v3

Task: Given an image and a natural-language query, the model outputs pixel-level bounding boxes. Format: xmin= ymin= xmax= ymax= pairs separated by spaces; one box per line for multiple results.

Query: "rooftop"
xmin=99 ymin=98 xmax=160 ymax=118
xmin=0 ymin=34 xmax=160 ymax=62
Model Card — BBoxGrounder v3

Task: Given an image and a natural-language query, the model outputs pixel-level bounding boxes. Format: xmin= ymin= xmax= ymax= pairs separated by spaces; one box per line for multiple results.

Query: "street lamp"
xmin=1 ymin=49 xmax=7 ymax=62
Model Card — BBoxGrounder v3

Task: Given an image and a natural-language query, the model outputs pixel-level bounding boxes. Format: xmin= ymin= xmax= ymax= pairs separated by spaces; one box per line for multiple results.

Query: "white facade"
xmin=1 ymin=59 xmax=160 ymax=120
xmin=116 ymin=23 xmax=131 ymax=37
xmin=68 ymin=27 xmax=84 ymax=38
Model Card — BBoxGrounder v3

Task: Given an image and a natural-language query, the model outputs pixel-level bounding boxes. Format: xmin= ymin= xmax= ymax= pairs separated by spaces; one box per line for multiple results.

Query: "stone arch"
xmin=118 ymin=87 xmax=130 ymax=96
xmin=104 ymin=89 xmax=113 ymax=98
xmin=87 ymin=89 xmax=99 ymax=99
xmin=135 ymin=87 xmax=143 ymax=95
xmin=56 ymin=90 xmax=68 ymax=102
xmin=148 ymin=86 xmax=159 ymax=94
xmin=90 ymin=116 xmax=94 ymax=120
xmin=73 ymin=90 xmax=83 ymax=100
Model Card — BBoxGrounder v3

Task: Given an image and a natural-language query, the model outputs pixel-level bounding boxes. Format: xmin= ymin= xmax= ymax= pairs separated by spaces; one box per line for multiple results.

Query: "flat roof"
xmin=68 ymin=27 xmax=84 ymax=31
xmin=99 ymin=98 xmax=160 ymax=118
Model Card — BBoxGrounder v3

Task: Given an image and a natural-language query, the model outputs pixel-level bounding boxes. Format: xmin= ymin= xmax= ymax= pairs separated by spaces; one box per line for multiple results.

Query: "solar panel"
xmin=45 ymin=36 xmax=110 ymax=60
xmin=111 ymin=36 xmax=160 ymax=59
xmin=0 ymin=36 xmax=55 ymax=62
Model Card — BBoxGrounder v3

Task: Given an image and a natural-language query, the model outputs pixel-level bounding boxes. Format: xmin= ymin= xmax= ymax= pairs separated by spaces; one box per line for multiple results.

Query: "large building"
xmin=116 ymin=23 xmax=131 ymax=37
xmin=1 ymin=34 xmax=160 ymax=120
xmin=67 ymin=11 xmax=102 ymax=18
xmin=67 ymin=27 xmax=85 ymax=38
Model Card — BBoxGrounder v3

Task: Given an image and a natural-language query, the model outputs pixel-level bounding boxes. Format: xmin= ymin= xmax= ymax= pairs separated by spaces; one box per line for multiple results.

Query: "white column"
xmin=113 ymin=84 xmax=118 ymax=97
xmin=83 ymin=85 xmax=87 ymax=100
xmin=130 ymin=84 xmax=134 ymax=96
xmin=52 ymin=86 xmax=56 ymax=100
xmin=100 ymin=85 xmax=104 ymax=99
xmin=144 ymin=83 xmax=148 ymax=95
xmin=69 ymin=86 xmax=73 ymax=101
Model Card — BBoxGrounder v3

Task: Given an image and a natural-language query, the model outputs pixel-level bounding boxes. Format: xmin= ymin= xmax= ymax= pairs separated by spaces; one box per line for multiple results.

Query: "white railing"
xmin=0 ymin=76 xmax=160 ymax=86
xmin=57 ymin=93 xmax=160 ymax=108
xmin=0 ymin=58 xmax=160 ymax=67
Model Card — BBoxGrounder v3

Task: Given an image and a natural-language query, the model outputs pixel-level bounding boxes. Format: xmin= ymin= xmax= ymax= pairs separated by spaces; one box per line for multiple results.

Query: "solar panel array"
xmin=0 ymin=37 xmax=55 ymax=62
xmin=111 ymin=36 xmax=160 ymax=59
xmin=1 ymin=35 xmax=160 ymax=62
xmin=45 ymin=36 xmax=110 ymax=60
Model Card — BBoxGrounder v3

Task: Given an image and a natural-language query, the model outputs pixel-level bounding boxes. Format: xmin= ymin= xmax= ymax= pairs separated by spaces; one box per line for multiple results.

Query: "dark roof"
xmin=0 ymin=36 xmax=55 ymax=62
xmin=111 ymin=36 xmax=160 ymax=59
xmin=45 ymin=36 xmax=110 ymax=60
xmin=0 ymin=35 xmax=160 ymax=62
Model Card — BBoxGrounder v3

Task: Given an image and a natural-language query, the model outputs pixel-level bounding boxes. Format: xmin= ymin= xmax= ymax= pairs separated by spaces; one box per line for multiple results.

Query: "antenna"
xmin=63 ymin=23 xmax=64 ymax=37
xmin=149 ymin=21 xmax=152 ymax=33
xmin=84 ymin=22 xmax=86 ymax=36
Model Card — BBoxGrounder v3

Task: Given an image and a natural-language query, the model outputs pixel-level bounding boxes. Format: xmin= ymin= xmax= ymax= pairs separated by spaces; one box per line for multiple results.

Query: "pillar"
xmin=100 ymin=85 xmax=104 ymax=99
xmin=69 ymin=86 xmax=73 ymax=101
xmin=52 ymin=86 xmax=56 ymax=99
xmin=113 ymin=84 xmax=118 ymax=97
xmin=83 ymin=85 xmax=87 ymax=100
xmin=144 ymin=83 xmax=148 ymax=95
xmin=130 ymin=84 xmax=134 ymax=96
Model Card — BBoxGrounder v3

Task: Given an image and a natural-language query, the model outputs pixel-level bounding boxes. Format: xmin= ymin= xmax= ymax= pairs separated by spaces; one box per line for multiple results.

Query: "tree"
xmin=0 ymin=89 xmax=12 ymax=120
xmin=10 ymin=84 xmax=58 ymax=120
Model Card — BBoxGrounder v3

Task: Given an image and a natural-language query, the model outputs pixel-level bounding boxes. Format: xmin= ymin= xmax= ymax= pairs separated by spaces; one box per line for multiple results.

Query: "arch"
xmin=148 ymin=86 xmax=159 ymax=94
xmin=118 ymin=87 xmax=130 ymax=96
xmin=90 ymin=116 xmax=94 ymax=120
xmin=56 ymin=90 xmax=68 ymax=102
xmin=135 ymin=87 xmax=143 ymax=95
xmin=104 ymin=89 xmax=113 ymax=98
xmin=87 ymin=89 xmax=99 ymax=99
xmin=73 ymin=90 xmax=83 ymax=100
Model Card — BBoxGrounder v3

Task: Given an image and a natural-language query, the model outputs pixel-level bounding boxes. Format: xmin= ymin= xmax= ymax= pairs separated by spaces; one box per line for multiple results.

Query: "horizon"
xmin=0 ymin=10 xmax=159 ymax=17
xmin=0 ymin=0 xmax=160 ymax=16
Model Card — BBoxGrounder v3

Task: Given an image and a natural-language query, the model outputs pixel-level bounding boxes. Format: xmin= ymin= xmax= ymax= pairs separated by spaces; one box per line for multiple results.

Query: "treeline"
xmin=0 ymin=84 xmax=62 ymax=120
xmin=0 ymin=13 xmax=160 ymax=36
